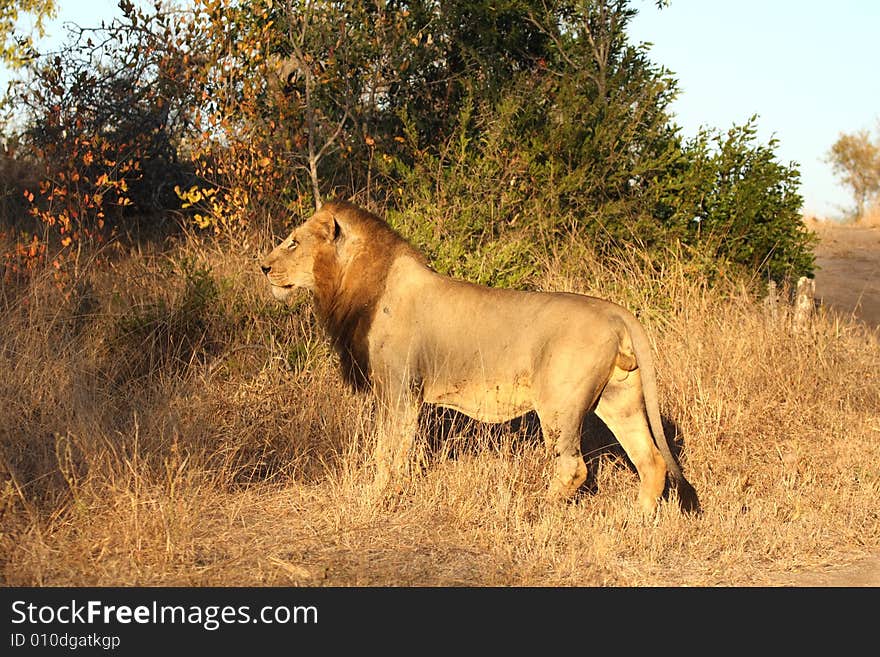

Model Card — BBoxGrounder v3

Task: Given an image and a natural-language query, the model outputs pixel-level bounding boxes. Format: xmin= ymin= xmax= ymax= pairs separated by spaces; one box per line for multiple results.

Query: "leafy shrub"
xmin=4 ymin=0 xmax=199 ymax=288
xmin=660 ymin=120 xmax=816 ymax=282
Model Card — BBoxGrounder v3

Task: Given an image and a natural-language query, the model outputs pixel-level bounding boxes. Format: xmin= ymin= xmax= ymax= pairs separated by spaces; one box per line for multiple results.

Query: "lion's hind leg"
xmin=594 ymin=368 xmax=666 ymax=514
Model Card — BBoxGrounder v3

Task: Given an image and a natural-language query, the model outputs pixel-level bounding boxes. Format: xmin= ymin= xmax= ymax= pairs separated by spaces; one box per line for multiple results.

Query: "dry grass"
xmin=1 ymin=233 xmax=878 ymax=587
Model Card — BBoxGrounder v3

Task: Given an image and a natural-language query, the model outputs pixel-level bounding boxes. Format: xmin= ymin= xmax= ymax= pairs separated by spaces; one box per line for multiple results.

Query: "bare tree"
xmin=280 ymin=0 xmax=352 ymax=211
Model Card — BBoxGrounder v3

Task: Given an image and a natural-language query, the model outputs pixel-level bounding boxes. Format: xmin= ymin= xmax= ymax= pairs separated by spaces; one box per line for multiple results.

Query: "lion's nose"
xmin=260 ymin=264 xmax=271 ymax=275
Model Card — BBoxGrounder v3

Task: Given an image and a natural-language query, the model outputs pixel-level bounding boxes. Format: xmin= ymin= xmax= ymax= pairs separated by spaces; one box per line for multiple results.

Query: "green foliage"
xmin=383 ymin=96 xmax=543 ymax=288
xmin=379 ymin=0 xmax=688 ymax=287
xmin=381 ymin=3 xmax=814 ymax=286
xmin=663 ymin=120 xmax=816 ymax=282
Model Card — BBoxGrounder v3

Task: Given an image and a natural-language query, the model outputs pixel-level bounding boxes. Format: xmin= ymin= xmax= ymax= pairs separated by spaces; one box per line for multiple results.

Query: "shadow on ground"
xmin=420 ymin=405 xmax=696 ymax=510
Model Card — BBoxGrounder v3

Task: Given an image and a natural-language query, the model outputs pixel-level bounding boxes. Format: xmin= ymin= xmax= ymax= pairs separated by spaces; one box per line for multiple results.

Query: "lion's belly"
xmin=422 ymin=376 xmax=534 ymax=423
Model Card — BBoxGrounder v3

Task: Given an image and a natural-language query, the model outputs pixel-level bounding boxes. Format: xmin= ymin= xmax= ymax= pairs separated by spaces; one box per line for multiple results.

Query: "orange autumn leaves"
xmin=12 ymin=135 xmax=136 ymax=287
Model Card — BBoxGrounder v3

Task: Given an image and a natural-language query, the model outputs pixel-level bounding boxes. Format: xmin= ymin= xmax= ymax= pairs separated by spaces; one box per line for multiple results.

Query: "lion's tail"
xmin=623 ymin=312 xmax=701 ymax=514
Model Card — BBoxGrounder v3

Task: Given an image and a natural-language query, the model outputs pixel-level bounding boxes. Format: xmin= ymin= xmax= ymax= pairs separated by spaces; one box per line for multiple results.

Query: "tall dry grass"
xmin=1 ymin=232 xmax=878 ymax=586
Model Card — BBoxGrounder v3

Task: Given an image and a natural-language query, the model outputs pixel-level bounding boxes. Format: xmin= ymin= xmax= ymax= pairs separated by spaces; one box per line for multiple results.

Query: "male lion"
xmin=261 ymin=201 xmax=699 ymax=514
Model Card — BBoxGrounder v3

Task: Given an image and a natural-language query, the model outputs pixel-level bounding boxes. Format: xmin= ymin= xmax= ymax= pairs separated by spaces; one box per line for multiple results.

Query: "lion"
xmin=260 ymin=200 xmax=699 ymax=514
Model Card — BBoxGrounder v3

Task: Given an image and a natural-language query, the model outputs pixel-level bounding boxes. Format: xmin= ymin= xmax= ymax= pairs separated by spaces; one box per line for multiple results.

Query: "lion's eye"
xmin=287 ymin=239 xmax=299 ymax=250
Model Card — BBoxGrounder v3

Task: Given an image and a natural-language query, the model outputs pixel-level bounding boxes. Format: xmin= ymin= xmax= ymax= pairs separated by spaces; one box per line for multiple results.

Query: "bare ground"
xmin=812 ymin=221 xmax=880 ymax=327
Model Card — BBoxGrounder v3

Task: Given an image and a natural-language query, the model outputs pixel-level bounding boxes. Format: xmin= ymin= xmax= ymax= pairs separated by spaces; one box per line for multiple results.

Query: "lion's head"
xmin=260 ymin=200 xmax=420 ymax=389
xmin=260 ymin=204 xmax=341 ymax=302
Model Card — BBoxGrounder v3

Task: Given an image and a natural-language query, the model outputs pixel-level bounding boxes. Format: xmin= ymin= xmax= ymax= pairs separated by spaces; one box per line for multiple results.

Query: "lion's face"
xmin=260 ymin=208 xmax=339 ymax=302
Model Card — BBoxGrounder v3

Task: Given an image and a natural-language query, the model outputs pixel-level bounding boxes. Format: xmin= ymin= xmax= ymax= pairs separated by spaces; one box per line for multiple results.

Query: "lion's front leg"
xmin=372 ymin=394 xmax=421 ymax=498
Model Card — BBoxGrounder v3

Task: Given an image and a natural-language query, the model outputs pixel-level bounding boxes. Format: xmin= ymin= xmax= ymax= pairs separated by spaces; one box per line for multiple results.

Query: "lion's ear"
xmin=314 ymin=212 xmax=342 ymax=242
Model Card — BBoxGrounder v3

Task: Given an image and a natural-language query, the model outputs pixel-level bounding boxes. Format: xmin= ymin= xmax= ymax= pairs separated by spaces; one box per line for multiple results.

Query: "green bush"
xmin=660 ymin=120 xmax=816 ymax=282
xmin=376 ymin=4 xmax=815 ymax=289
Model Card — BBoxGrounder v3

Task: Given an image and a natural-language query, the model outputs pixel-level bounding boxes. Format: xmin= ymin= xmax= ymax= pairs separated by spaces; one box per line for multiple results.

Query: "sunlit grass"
xmin=1 ymin=235 xmax=878 ymax=586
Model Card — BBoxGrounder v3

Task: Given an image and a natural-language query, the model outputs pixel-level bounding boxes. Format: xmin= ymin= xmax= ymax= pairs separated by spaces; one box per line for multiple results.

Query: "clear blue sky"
xmin=629 ymin=0 xmax=880 ymax=218
xmin=11 ymin=1 xmax=880 ymax=219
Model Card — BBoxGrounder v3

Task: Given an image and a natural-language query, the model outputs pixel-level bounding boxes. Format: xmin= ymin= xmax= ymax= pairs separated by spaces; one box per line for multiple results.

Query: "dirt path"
xmin=811 ymin=221 xmax=880 ymax=326
xmin=783 ymin=552 xmax=880 ymax=587
xmin=774 ymin=219 xmax=879 ymax=587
